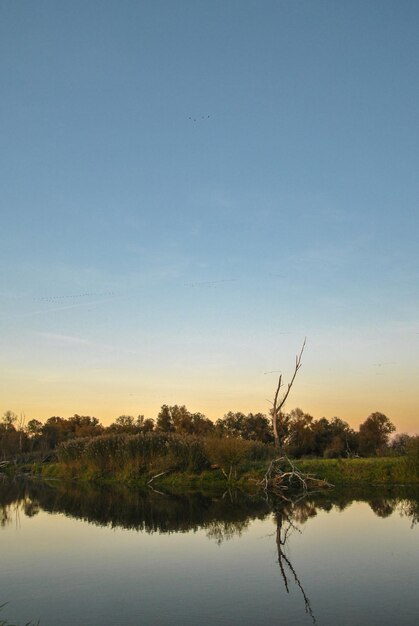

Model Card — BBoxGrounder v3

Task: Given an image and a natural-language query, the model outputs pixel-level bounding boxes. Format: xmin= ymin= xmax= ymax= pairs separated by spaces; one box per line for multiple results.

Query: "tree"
xmin=286 ymin=408 xmax=315 ymax=457
xmin=188 ymin=412 xmax=214 ymax=437
xmin=156 ymin=405 xmax=213 ymax=436
xmin=136 ymin=415 xmax=155 ymax=433
xmin=68 ymin=414 xmax=103 ymax=438
xmin=390 ymin=433 xmax=412 ymax=455
xmin=358 ymin=412 xmax=395 ymax=456
xmin=242 ymin=413 xmax=273 ymax=444
xmin=156 ymin=405 xmax=175 ymax=432
xmin=0 ymin=411 xmax=29 ymax=458
xmin=26 ymin=419 xmax=43 ymax=452
xmin=1 ymin=410 xmax=18 ymax=431
xmin=41 ymin=416 xmax=71 ymax=449
xmin=271 ymin=340 xmax=306 ymax=452
xmin=0 ymin=411 xmax=21 ymax=458
xmin=26 ymin=419 xmax=43 ymax=437
xmin=110 ymin=415 xmax=136 ymax=433
xmin=215 ymin=412 xmax=246 ymax=438
xmin=311 ymin=416 xmax=358 ymax=458
xmin=171 ymin=405 xmax=194 ymax=433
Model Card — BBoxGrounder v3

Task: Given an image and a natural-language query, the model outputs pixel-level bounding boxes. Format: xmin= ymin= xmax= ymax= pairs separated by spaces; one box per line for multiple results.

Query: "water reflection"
xmin=274 ymin=499 xmax=317 ymax=624
xmin=1 ymin=478 xmax=418 ymax=537
xmin=0 ymin=479 xmax=270 ymax=536
xmin=1 ymin=480 xmax=417 ymax=534
xmin=0 ymin=479 xmax=418 ymax=626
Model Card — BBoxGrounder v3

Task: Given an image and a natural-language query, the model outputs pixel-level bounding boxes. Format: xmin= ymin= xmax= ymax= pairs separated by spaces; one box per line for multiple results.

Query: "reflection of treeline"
xmin=0 ymin=479 xmax=271 ymax=536
xmin=1 ymin=405 xmax=418 ymax=464
xmin=1 ymin=479 xmax=418 ymax=535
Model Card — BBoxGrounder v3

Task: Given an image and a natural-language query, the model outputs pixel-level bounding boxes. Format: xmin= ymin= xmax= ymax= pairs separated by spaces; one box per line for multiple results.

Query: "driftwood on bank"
xmin=261 ymin=456 xmax=332 ymax=495
xmin=147 ymin=469 xmax=172 ymax=486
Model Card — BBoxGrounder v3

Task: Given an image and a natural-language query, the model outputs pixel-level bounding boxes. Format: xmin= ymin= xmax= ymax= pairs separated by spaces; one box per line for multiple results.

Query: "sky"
xmin=1 ymin=0 xmax=418 ymax=432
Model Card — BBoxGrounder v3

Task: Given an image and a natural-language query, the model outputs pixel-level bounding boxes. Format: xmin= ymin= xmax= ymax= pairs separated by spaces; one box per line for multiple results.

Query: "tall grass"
xmin=57 ymin=432 xmax=274 ymax=481
xmin=56 ymin=434 xmax=419 ymax=485
xmin=58 ymin=432 xmax=210 ymax=478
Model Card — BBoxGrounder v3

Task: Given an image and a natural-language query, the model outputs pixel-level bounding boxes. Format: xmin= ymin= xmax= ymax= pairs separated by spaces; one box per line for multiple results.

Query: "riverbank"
xmin=14 ymin=455 xmax=417 ymax=490
xmin=297 ymin=456 xmax=418 ymax=485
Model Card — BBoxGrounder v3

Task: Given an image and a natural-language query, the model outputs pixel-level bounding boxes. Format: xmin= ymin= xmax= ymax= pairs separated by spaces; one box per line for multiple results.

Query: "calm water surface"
xmin=0 ymin=479 xmax=418 ymax=625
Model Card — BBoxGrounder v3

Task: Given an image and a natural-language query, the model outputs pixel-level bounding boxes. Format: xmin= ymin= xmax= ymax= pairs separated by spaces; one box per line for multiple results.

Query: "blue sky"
xmin=1 ymin=1 xmax=418 ymax=431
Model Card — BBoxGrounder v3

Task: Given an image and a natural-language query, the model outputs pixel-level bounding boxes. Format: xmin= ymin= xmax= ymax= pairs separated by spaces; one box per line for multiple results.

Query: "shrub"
xmin=204 ymin=437 xmax=257 ymax=480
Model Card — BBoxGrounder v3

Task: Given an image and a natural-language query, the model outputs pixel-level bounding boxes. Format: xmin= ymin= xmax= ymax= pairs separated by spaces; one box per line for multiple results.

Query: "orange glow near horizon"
xmin=2 ymin=365 xmax=418 ymax=434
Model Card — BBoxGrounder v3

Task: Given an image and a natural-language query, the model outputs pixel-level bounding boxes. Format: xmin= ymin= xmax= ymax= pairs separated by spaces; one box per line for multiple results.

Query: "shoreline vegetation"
xmin=2 ymin=433 xmax=417 ymax=489
xmin=1 ymin=407 xmax=418 ymax=489
xmin=37 ymin=455 xmax=419 ymax=488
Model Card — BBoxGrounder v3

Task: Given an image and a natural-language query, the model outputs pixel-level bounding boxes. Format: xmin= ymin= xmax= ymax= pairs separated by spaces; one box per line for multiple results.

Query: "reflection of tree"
xmin=399 ymin=498 xmax=419 ymax=527
xmin=269 ymin=486 xmax=419 ymax=625
xmin=369 ymin=498 xmax=395 ymax=518
xmin=0 ymin=505 xmax=9 ymax=527
xmin=23 ymin=498 xmax=39 ymax=518
xmin=273 ymin=498 xmax=317 ymax=625
xmin=367 ymin=487 xmax=419 ymax=524
xmin=206 ymin=519 xmax=250 ymax=545
xmin=0 ymin=478 xmax=27 ymax=528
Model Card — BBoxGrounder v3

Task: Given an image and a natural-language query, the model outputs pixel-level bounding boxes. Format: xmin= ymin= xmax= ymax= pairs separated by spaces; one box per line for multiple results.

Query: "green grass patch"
xmin=297 ymin=456 xmax=417 ymax=485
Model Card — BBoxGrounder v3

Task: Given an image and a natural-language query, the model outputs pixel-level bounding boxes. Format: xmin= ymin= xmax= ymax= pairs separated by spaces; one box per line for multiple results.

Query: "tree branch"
xmin=271 ymin=338 xmax=306 ymax=451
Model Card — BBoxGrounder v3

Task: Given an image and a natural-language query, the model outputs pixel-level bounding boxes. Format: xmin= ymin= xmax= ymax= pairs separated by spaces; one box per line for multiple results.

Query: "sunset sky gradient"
xmin=1 ymin=1 xmax=418 ymax=432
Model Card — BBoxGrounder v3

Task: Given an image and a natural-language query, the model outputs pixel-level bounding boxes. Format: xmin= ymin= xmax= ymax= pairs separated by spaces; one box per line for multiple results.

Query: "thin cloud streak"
xmin=37 ymin=332 xmax=90 ymax=346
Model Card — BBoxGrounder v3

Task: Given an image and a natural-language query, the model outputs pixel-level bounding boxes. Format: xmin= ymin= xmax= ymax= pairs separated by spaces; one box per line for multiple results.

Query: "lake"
xmin=0 ymin=479 xmax=418 ymax=625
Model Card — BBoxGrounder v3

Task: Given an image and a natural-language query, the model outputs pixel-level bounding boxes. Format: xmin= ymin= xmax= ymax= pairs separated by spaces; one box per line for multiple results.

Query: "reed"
xmin=55 ymin=435 xmax=419 ymax=486
xmin=56 ymin=432 xmax=276 ymax=482
xmin=58 ymin=432 xmax=211 ymax=478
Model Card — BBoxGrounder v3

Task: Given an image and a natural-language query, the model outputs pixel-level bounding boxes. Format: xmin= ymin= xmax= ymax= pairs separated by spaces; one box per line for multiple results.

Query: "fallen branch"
xmin=147 ymin=469 xmax=173 ymax=486
xmin=260 ymin=455 xmax=333 ymax=495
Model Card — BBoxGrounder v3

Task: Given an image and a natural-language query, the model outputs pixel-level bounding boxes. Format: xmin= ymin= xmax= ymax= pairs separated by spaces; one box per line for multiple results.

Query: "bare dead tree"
xmin=262 ymin=339 xmax=333 ymax=494
xmin=18 ymin=412 xmax=26 ymax=455
xmin=272 ymin=338 xmax=306 ymax=452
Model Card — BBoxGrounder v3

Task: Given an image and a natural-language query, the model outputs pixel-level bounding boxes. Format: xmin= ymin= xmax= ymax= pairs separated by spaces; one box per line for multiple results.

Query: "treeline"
xmin=1 ymin=405 xmax=417 ymax=463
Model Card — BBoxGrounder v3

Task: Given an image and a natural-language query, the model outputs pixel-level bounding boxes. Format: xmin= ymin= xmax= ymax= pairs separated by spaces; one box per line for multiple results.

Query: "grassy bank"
xmin=9 ymin=431 xmax=415 ymax=489
xmin=31 ymin=455 xmax=419 ymax=489
xmin=31 ymin=432 xmax=273 ymax=487
xmin=296 ymin=456 xmax=418 ymax=485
